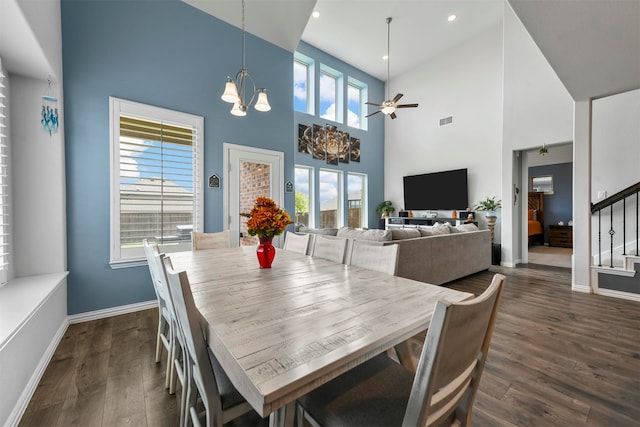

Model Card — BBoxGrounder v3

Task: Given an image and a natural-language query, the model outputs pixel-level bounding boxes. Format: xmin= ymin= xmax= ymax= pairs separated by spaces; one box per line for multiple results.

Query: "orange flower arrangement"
xmin=241 ymin=196 xmax=292 ymax=237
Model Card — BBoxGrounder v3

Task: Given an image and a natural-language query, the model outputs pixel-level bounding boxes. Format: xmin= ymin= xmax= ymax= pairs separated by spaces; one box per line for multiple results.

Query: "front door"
xmin=224 ymin=143 xmax=284 ymax=247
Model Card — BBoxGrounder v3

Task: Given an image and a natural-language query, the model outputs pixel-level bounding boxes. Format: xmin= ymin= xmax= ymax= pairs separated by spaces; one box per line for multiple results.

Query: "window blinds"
xmin=0 ymin=60 xmax=8 ymax=285
xmin=118 ymin=115 xmax=196 ymax=247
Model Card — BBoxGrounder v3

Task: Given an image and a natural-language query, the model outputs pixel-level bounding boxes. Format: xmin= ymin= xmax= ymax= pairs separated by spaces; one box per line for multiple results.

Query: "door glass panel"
xmin=239 ymin=160 xmax=271 ymax=246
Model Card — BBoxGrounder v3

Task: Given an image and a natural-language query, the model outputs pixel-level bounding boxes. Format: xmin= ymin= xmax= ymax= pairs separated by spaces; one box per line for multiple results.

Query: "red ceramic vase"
xmin=256 ymin=236 xmax=276 ymax=268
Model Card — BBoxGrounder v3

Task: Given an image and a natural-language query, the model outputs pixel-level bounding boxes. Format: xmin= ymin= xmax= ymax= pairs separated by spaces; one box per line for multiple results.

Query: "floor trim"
xmin=68 ymin=300 xmax=158 ymax=324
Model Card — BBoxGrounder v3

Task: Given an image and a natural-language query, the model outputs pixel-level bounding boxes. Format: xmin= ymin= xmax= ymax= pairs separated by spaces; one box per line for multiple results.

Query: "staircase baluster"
xmin=609 ymin=204 xmax=614 ymax=268
xmin=622 ymin=198 xmax=626 ymax=255
xmin=598 ymin=210 xmax=602 ymax=267
xmin=636 ymin=190 xmax=639 ymax=256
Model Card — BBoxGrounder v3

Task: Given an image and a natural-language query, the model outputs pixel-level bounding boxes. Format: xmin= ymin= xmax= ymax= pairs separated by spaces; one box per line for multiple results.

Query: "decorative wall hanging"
xmin=41 ymin=77 xmax=59 ymax=135
xmin=298 ymin=123 xmax=361 ymax=163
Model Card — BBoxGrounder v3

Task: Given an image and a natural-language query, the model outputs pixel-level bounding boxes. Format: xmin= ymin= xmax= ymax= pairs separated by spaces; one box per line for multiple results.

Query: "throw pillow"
xmin=336 ymin=227 xmax=392 ymax=242
xmin=453 ymin=223 xmax=479 ymax=232
xmin=298 ymin=224 xmax=339 ymax=236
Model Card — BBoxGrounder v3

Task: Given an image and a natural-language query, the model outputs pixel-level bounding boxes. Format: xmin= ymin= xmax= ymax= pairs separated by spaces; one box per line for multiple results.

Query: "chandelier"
xmin=220 ymin=0 xmax=270 ymax=116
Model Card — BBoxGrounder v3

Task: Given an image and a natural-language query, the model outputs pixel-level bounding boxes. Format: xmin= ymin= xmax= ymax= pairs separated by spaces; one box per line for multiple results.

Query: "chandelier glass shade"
xmin=220 ymin=0 xmax=270 ymax=116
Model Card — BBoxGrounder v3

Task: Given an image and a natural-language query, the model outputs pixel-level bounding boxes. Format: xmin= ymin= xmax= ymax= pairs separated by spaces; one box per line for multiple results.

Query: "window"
xmin=319 ymin=169 xmax=342 ymax=228
xmin=347 ymin=77 xmax=368 ymax=130
xmin=294 ymin=52 xmax=314 ymax=115
xmin=0 ymin=62 xmax=8 ymax=285
xmin=294 ymin=166 xmax=313 ymax=227
xmin=110 ymin=97 xmax=203 ymax=266
xmin=319 ymin=64 xmax=343 ymax=123
xmin=347 ymin=173 xmax=367 ymax=228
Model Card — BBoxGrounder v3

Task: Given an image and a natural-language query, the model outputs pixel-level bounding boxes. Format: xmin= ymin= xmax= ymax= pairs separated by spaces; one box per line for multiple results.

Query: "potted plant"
xmin=376 ymin=200 xmax=395 ymax=219
xmin=474 ymin=196 xmax=502 ymax=217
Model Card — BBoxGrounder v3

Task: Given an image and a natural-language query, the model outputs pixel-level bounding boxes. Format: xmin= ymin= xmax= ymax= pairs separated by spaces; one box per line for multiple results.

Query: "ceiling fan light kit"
xmin=366 ymin=17 xmax=418 ymax=120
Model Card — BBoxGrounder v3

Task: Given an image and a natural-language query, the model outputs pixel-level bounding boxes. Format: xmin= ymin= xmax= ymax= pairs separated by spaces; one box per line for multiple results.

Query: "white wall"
xmin=591 ymin=89 xmax=640 ymax=200
xmin=501 ymin=2 xmax=574 ymax=266
xmin=11 ymin=74 xmax=66 ymax=276
xmin=385 ymin=24 xmax=504 ymax=240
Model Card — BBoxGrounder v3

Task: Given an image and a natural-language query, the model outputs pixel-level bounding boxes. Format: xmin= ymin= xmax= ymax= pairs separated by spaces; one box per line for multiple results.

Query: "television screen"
xmin=403 ymin=169 xmax=468 ymax=210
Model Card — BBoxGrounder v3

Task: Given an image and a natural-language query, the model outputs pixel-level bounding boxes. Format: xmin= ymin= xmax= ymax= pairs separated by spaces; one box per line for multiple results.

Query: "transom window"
xmin=294 ymin=52 xmax=315 ymax=115
xmin=319 ymin=64 xmax=343 ymax=123
xmin=347 ymin=77 xmax=368 ymax=130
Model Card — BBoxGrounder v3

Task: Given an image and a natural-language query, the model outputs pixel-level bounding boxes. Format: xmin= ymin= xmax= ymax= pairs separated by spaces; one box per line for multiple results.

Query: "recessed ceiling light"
xmin=448 ymin=14 xmax=457 ymax=22
xmin=382 ymin=55 xmax=389 ymax=61
xmin=312 ymin=11 xmax=320 ymax=18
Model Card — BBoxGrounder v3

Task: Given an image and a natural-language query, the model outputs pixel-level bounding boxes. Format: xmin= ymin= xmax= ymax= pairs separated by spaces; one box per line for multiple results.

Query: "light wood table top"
xmin=169 ymin=246 xmax=473 ymax=424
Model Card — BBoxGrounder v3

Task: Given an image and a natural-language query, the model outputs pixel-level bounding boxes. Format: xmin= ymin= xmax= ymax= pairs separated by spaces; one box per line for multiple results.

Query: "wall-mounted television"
xmin=403 ymin=168 xmax=468 ymax=210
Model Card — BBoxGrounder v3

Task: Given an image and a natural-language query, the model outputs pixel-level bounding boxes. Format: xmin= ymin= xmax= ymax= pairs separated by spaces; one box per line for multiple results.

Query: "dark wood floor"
xmin=19 ymin=264 xmax=640 ymax=426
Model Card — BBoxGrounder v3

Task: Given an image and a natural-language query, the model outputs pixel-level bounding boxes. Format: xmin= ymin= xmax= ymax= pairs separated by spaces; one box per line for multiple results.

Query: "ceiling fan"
xmin=366 ymin=17 xmax=418 ymax=120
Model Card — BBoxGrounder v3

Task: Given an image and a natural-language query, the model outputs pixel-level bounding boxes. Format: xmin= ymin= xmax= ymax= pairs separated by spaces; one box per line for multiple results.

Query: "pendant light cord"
xmin=386 ymin=17 xmax=391 ymax=101
xmin=242 ymin=0 xmax=246 ymax=70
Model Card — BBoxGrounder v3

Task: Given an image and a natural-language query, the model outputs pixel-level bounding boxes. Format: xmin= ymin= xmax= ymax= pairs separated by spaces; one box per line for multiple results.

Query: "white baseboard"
xmin=4 ymin=319 xmax=68 ymax=427
xmin=596 ymin=288 xmax=640 ymax=302
xmin=68 ymin=299 xmax=158 ymax=324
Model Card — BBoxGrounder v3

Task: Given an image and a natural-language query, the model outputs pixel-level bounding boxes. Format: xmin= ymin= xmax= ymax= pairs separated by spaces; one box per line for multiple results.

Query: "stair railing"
xmin=591 ymin=182 xmax=640 ymax=268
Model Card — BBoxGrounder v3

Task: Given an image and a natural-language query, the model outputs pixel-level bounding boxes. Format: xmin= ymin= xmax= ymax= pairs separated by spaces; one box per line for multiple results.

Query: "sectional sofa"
xmin=296 ymin=223 xmax=491 ymax=285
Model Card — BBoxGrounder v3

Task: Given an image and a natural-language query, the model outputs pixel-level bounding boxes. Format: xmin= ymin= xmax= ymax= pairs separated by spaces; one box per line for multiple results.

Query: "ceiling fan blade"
xmin=391 ymin=93 xmax=404 ymax=103
xmin=390 ymin=112 xmax=397 ymax=119
xmin=365 ymin=102 xmax=382 ymax=106
xmin=396 ymin=103 xmax=419 ymax=108
xmin=365 ymin=110 xmax=382 ymax=118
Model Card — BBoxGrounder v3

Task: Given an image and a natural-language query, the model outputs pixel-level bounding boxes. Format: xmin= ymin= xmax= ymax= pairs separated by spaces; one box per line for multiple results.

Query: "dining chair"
xmin=144 ymin=240 xmax=189 ymax=426
xmin=296 ymin=273 xmax=507 ymax=427
xmin=282 ymin=232 xmax=311 ymax=255
xmin=162 ymin=256 xmax=266 ymax=427
xmin=192 ymin=230 xmax=231 ymax=250
xmin=347 ymin=240 xmax=399 ymax=275
xmin=309 ymin=235 xmax=348 ymax=263
xmin=143 ymin=239 xmax=177 ymax=389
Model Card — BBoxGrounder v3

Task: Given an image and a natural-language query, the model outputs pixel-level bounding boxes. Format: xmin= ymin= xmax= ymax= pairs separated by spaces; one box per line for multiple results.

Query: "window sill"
xmin=109 ymin=259 xmax=147 ymax=269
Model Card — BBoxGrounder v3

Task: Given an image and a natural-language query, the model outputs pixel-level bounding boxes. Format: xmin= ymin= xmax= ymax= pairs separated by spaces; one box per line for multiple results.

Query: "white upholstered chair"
xmin=347 ymin=240 xmax=399 ymax=275
xmin=282 ymin=232 xmax=311 ymax=255
xmin=162 ymin=256 xmax=266 ymax=427
xmin=192 ymin=230 xmax=231 ymax=250
xmin=309 ymin=235 xmax=348 ymax=263
xmin=296 ymin=273 xmax=507 ymax=427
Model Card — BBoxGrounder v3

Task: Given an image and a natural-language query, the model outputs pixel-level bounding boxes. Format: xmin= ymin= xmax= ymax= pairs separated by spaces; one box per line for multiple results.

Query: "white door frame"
xmin=223 ymin=143 xmax=285 ymax=247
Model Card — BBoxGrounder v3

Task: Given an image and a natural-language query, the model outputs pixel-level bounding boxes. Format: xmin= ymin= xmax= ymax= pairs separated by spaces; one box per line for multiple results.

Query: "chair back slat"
xmin=310 ymin=235 xmax=348 ymax=263
xmin=283 ymin=232 xmax=311 ymax=255
xmin=143 ymin=239 xmax=172 ymax=311
xmin=192 ymin=230 xmax=231 ymax=250
xmin=348 ymin=241 xmax=399 ymax=275
xmin=403 ymin=273 xmax=507 ymax=427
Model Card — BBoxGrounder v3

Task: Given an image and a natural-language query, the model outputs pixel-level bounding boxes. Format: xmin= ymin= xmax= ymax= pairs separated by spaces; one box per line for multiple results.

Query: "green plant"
xmin=376 ymin=200 xmax=395 ymax=217
xmin=474 ymin=196 xmax=502 ymax=212
xmin=294 ymin=191 xmax=308 ymax=215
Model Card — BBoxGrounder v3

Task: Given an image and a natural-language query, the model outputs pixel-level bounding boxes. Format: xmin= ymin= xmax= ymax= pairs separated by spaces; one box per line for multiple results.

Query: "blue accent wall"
xmin=61 ymin=0 xmax=295 ymax=314
xmin=61 ymin=2 xmax=385 ymax=314
xmin=294 ymin=42 xmax=385 ymax=229
xmin=529 ymin=162 xmax=573 ymax=242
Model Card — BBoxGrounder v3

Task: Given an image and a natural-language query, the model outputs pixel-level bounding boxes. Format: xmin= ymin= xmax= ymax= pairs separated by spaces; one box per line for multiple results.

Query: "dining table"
xmin=169 ymin=245 xmax=473 ymax=426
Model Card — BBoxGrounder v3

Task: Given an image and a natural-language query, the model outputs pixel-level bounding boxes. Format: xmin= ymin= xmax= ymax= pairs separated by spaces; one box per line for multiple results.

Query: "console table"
xmin=548 ymin=225 xmax=573 ymax=248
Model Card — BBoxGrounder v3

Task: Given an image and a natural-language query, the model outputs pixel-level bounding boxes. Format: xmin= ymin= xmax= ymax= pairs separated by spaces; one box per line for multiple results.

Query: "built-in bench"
xmin=0 ymin=272 xmax=68 ymax=427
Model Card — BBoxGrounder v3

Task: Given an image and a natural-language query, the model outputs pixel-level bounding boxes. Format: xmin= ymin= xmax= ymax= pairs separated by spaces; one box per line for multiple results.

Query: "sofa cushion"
xmin=453 ymin=223 xmax=479 ymax=232
xmin=337 ymin=227 xmax=392 ymax=242
xmin=298 ymin=225 xmax=338 ymax=236
xmin=390 ymin=228 xmax=421 ymax=240
xmin=418 ymin=223 xmax=451 ymax=237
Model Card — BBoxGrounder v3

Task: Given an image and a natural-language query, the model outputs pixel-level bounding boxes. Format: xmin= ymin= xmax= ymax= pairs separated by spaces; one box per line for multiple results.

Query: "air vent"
xmin=439 ymin=116 xmax=453 ymax=126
